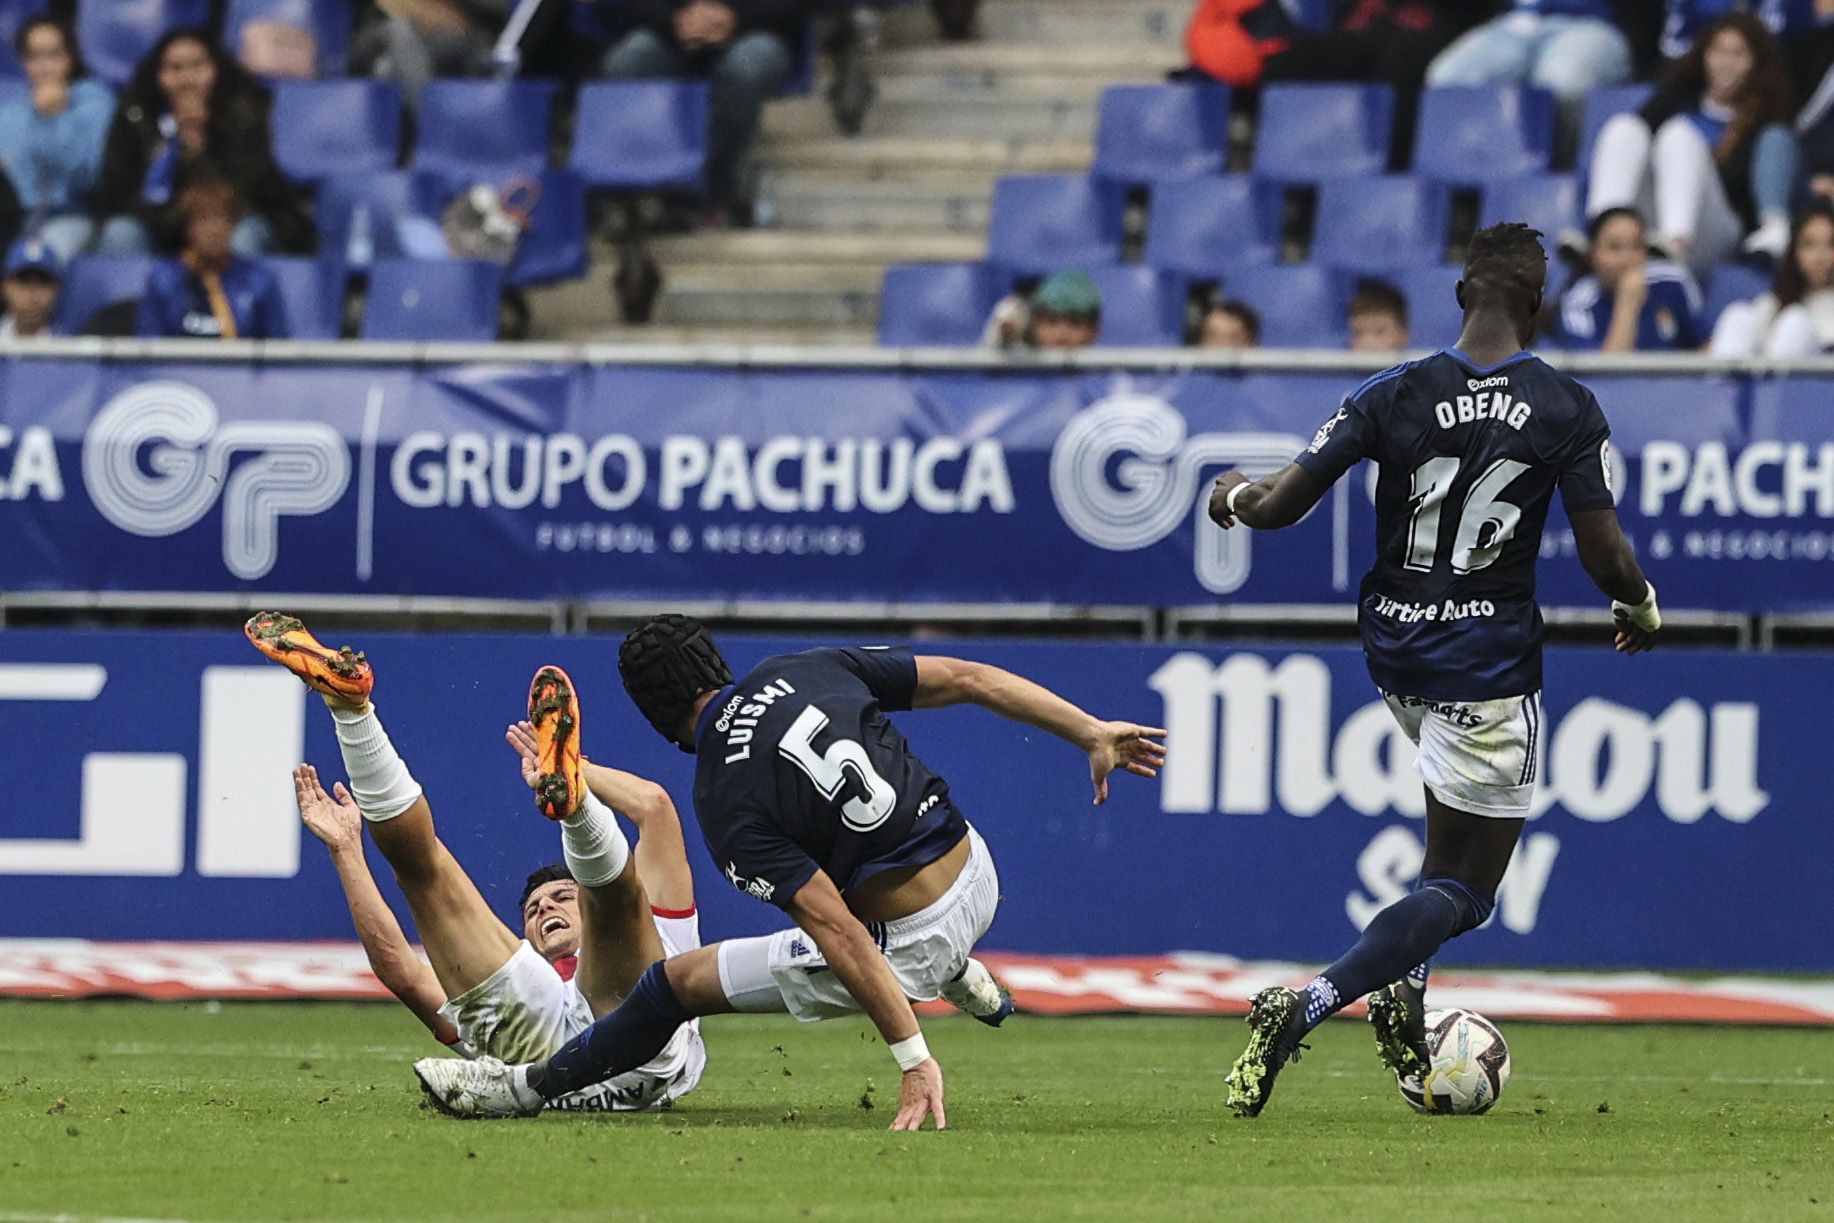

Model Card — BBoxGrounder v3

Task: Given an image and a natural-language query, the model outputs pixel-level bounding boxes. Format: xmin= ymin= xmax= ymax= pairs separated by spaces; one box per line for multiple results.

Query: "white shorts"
xmin=437 ymin=910 xmax=707 ymax=1112
xmin=1382 ymin=690 xmax=1541 ymax=817
xmin=715 ymin=826 xmax=1000 ymax=1023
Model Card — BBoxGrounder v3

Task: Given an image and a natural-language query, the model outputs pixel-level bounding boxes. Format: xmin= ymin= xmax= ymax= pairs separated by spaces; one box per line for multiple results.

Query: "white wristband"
xmin=1225 ymin=482 xmax=1247 ymax=516
xmin=890 ymin=1033 xmax=930 ymax=1072
xmin=1612 ymin=581 xmax=1661 ymax=632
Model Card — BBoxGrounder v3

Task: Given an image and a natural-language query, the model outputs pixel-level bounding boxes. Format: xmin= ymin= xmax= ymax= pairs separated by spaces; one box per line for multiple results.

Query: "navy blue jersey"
xmin=1293 ymin=348 xmax=1616 ymax=701
xmin=690 ymin=647 xmax=968 ymax=910
xmin=1554 ymin=264 xmax=1702 ymax=352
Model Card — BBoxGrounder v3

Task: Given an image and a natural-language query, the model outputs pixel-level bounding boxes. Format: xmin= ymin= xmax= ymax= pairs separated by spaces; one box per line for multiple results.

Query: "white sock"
xmin=510 ymin=1063 xmax=544 ymax=1109
xmin=561 ymin=789 xmax=630 ymax=888
xmin=941 ymin=957 xmax=1000 ymax=1013
xmin=329 ymin=702 xmax=423 ymax=822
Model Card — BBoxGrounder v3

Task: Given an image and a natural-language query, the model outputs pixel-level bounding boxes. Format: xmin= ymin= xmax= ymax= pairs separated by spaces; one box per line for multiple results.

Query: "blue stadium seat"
xmin=876 ymin=262 xmax=1003 ymax=346
xmin=1480 ymin=174 xmax=1581 ymax=247
xmin=1219 ymin=264 xmax=1349 ymax=347
xmin=569 ymin=80 xmax=710 ymax=193
xmin=1399 ymin=265 xmax=1465 ymax=348
xmin=1700 ymin=261 xmax=1771 ymax=335
xmin=1414 ymin=86 xmax=1555 ymax=184
xmin=1143 ymin=175 xmax=1282 ymax=278
xmin=986 ymin=175 xmax=1124 ymax=277
xmin=503 ymin=169 xmax=588 ymax=288
xmin=78 ymin=0 xmax=213 ymax=84
xmin=411 ymin=79 xmax=557 ymax=180
xmin=53 ymin=256 xmax=156 ymax=333
xmin=270 ymin=80 xmax=403 ymax=185
xmin=1312 ymin=176 xmax=1450 ymax=275
xmin=315 ymin=170 xmax=447 ymax=267
xmin=1579 ymin=83 xmax=1653 ymax=176
xmin=1252 ymin=83 xmax=1394 ymax=184
xmin=0 ymin=1 xmax=50 ymax=77
xmin=1086 ymin=265 xmax=1190 ymax=347
xmin=360 ymin=259 xmax=502 ymax=342
xmin=223 ymin=0 xmax=355 ymax=77
xmin=261 ymin=256 xmax=344 ymax=339
xmin=1091 ymin=83 xmax=1230 ymax=187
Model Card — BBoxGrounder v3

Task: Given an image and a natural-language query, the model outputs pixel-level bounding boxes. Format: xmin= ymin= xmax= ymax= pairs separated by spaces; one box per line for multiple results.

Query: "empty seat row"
xmin=0 ymin=0 xmax=354 ymax=83
xmin=56 ymin=255 xmax=504 ymax=341
xmin=1093 ymin=81 xmax=1655 ymax=189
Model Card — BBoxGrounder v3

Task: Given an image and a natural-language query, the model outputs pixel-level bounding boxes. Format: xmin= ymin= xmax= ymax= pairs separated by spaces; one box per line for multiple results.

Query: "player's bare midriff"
xmin=846 ymin=833 xmax=970 ymax=923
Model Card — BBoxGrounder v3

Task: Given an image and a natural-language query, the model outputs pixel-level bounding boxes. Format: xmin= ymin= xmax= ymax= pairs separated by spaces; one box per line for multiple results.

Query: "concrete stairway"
xmin=527 ymin=0 xmax=1184 ymax=343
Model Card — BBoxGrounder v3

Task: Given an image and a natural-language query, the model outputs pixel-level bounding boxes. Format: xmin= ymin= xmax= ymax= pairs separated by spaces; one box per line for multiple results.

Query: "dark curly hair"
xmin=1462 ymin=222 xmax=1547 ymax=313
xmin=1664 ymin=12 xmax=1793 ymax=165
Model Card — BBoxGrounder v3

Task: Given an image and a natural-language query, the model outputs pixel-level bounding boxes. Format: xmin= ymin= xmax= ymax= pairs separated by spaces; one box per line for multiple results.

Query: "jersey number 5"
xmin=779 ymin=705 xmax=897 ymax=832
xmin=1403 ymin=456 xmax=1531 ymax=575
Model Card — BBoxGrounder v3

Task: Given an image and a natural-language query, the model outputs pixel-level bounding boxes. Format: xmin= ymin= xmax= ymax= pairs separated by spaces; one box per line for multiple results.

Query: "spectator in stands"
xmin=359 ymin=0 xmax=503 ymax=101
xmin=985 ymin=269 xmax=1102 ymax=350
xmin=0 ymin=236 xmax=61 ymax=338
xmin=1348 ymin=279 xmax=1410 ymax=350
xmin=1183 ymin=0 xmax=1302 ymax=88
xmin=1709 ymin=204 xmax=1834 ymax=354
xmin=1195 ymin=298 xmax=1259 ymax=348
xmin=0 ymin=18 xmax=113 ymax=261
xmin=1587 ymin=14 xmax=1797 ymax=269
xmin=136 ymin=180 xmax=289 ymax=340
xmin=597 ymin=0 xmax=811 ymax=225
xmin=1553 ymin=206 xmax=1704 ymax=349
xmin=1426 ymin=1 xmax=1633 ymax=143
xmin=97 ymin=29 xmax=308 ymax=259
xmin=1660 ymin=1 xmax=1833 ymax=62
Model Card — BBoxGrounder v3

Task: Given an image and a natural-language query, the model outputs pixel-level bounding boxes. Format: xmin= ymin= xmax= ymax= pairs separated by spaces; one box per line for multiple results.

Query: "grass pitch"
xmin=2 ymin=1001 xmax=1831 ymax=1221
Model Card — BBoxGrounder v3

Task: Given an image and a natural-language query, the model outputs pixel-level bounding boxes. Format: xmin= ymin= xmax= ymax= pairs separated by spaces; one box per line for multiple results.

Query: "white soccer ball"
xmin=1396 ymin=1008 xmax=1511 ymax=1116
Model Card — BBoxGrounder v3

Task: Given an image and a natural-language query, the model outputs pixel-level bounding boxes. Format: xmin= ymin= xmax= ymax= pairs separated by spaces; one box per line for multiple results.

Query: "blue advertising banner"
xmin=0 ymin=358 xmax=1830 ymax=610
xmin=0 ymin=629 xmax=1818 ymax=972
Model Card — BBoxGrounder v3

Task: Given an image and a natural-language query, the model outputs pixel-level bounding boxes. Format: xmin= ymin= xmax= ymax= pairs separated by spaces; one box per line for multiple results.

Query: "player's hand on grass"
xmin=1087 ymin=722 xmax=1168 ymax=805
xmin=1613 ymin=609 xmax=1658 ymax=655
xmin=1208 ymin=470 xmax=1250 ymax=529
xmin=891 ymin=1058 xmax=946 ymax=1132
xmin=294 ymin=764 xmax=361 ymax=853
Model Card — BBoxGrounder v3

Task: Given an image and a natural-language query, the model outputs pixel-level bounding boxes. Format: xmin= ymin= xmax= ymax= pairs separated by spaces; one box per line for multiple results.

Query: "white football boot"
xmin=940 ymin=957 xmax=1014 ymax=1027
xmin=413 ymin=1055 xmax=542 ymax=1118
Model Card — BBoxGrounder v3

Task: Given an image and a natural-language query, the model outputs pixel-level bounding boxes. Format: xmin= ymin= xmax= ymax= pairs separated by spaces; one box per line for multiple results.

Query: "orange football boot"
xmin=244 ymin=612 xmax=374 ymax=703
xmin=528 ymin=665 xmax=583 ymax=820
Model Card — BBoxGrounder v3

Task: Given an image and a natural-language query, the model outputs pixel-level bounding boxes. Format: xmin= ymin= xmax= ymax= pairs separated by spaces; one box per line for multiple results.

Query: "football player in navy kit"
xmin=416 ymin=615 xmax=1167 ymax=1130
xmin=1205 ymin=223 xmax=1663 ymax=1117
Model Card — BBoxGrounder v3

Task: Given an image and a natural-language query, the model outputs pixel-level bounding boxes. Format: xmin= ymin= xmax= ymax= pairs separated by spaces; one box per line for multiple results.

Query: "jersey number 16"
xmin=1403 ymin=456 xmax=1532 ymax=575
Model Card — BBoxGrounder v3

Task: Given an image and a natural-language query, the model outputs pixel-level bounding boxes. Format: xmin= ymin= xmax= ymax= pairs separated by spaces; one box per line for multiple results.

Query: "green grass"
xmin=2 ymin=1001 xmax=1832 ymax=1221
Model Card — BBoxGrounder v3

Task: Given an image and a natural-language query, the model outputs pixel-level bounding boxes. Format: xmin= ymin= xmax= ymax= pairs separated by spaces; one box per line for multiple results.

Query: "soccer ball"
xmin=1396 ymin=1008 xmax=1511 ymax=1116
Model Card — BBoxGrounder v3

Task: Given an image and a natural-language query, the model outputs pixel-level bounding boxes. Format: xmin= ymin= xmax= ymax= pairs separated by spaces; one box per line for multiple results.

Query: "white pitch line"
xmin=1 ymin=1213 xmax=207 ymax=1223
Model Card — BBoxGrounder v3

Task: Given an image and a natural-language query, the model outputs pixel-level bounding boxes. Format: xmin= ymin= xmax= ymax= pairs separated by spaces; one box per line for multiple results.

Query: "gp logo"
xmin=82 ymin=381 xmax=349 ymax=579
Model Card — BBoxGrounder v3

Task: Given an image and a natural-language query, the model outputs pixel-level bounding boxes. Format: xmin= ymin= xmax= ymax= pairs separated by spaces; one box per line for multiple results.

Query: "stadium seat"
xmin=876 ymin=262 xmax=1004 ymax=347
xmin=1143 ymin=175 xmax=1282 ymax=278
xmin=78 ymin=0 xmax=213 ymax=84
xmin=985 ymin=175 xmax=1125 ymax=277
xmin=503 ymin=170 xmax=589 ymax=288
xmin=1085 ymin=265 xmax=1190 ymax=347
xmin=1251 ymin=83 xmax=1394 ymax=184
xmin=1091 ymin=83 xmax=1230 ymax=187
xmin=1480 ymin=174 xmax=1581 ymax=247
xmin=270 ymin=80 xmax=404 ymax=185
xmin=1312 ymin=177 xmax=1450 ymax=276
xmin=315 ymin=170 xmax=448 ymax=267
xmin=1414 ymin=86 xmax=1555 ymax=184
xmin=0 ymin=1 xmax=50 ymax=77
xmin=261 ymin=256 xmax=345 ymax=339
xmin=1700 ymin=261 xmax=1771 ymax=335
xmin=1218 ymin=264 xmax=1349 ymax=347
xmin=53 ymin=256 xmax=156 ymax=334
xmin=1578 ymin=83 xmax=1653 ymax=175
xmin=223 ymin=0 xmax=355 ymax=77
xmin=360 ymin=259 xmax=502 ymax=342
xmin=569 ymin=81 xmax=710 ymax=193
xmin=1398 ymin=265 xmax=1465 ymax=348
xmin=411 ymin=79 xmax=558 ymax=180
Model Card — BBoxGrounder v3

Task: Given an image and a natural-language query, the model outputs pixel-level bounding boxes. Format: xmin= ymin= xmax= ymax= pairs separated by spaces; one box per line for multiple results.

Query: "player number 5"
xmin=779 ymin=705 xmax=897 ymax=832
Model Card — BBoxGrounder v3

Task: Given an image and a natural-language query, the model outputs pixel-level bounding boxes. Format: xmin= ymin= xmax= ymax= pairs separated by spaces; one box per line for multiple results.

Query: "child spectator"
xmin=1196 ymin=299 xmax=1260 ymax=348
xmin=1709 ymin=205 xmax=1834 ymax=355
xmin=1554 ymin=206 xmax=1704 ymax=349
xmin=985 ymin=269 xmax=1103 ymax=350
xmin=1587 ymin=13 xmax=1797 ymax=268
xmin=137 ymin=180 xmax=289 ymax=340
xmin=97 ymin=29 xmax=308 ymax=258
xmin=0 ymin=236 xmax=61 ymax=338
xmin=1348 ymin=278 xmax=1411 ymax=351
xmin=0 ymin=18 xmax=113 ymax=260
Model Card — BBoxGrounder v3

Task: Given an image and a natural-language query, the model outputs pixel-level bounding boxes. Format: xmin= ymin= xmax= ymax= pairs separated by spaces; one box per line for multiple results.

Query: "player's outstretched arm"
xmin=784 ymin=871 xmax=946 ymax=1132
xmin=1569 ymin=507 xmax=1660 ymax=654
xmin=1208 ymin=463 xmax=1330 ymax=531
xmin=912 ymin=656 xmax=1166 ymax=805
xmin=294 ymin=764 xmax=458 ymax=1044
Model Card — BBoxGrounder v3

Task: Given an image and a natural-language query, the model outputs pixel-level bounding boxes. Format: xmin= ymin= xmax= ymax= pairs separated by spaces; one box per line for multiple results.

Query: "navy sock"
xmin=525 ymin=961 xmax=692 ymax=1100
xmin=1298 ymin=877 xmax=1493 ymax=1034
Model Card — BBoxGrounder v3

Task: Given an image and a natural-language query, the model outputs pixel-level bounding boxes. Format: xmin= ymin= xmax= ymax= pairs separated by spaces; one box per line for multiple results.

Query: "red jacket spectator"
xmin=1184 ymin=0 xmax=1297 ymax=88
